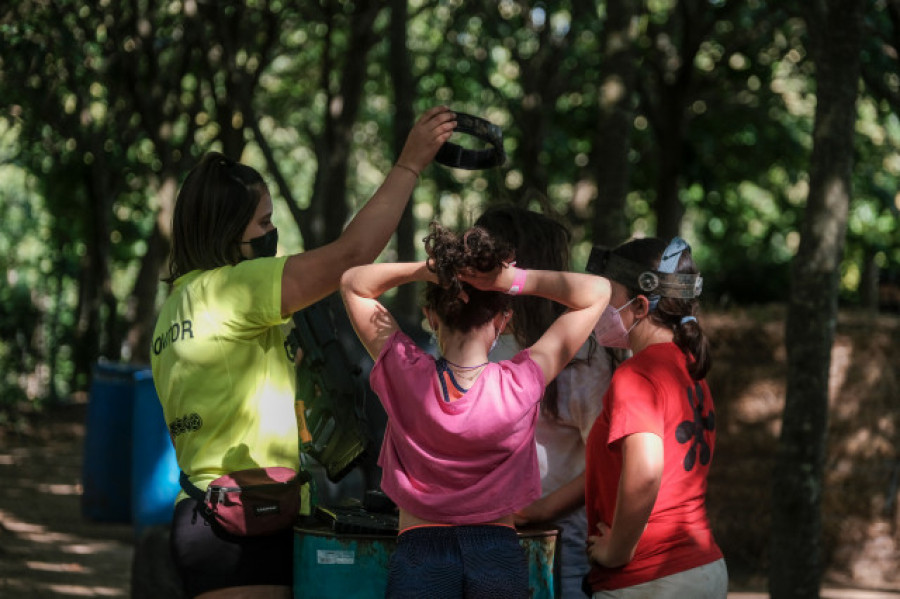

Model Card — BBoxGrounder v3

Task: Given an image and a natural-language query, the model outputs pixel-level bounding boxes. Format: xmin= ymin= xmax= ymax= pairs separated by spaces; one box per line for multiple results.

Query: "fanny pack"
xmin=179 ymin=467 xmax=310 ymax=537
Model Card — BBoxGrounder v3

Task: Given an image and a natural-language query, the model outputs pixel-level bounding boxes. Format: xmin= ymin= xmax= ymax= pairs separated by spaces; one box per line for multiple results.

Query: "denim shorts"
xmin=170 ymin=498 xmax=293 ymax=597
xmin=386 ymin=524 xmax=529 ymax=599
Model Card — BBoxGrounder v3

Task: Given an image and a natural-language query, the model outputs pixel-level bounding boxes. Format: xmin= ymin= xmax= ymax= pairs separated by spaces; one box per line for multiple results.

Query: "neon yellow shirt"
xmin=150 ymin=256 xmax=297 ymax=500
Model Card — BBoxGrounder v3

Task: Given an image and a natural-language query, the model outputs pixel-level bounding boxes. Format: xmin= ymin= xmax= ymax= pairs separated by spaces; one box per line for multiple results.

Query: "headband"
xmin=649 ymin=237 xmax=692 ymax=310
xmin=434 ymin=112 xmax=506 ymax=170
xmin=586 ymin=238 xmax=703 ymax=307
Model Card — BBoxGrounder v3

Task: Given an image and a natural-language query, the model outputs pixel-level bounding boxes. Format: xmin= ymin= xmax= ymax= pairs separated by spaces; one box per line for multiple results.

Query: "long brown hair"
xmin=613 ymin=238 xmax=712 ymax=380
xmin=165 ymin=152 xmax=268 ymax=283
xmin=474 ymin=205 xmax=576 ymax=418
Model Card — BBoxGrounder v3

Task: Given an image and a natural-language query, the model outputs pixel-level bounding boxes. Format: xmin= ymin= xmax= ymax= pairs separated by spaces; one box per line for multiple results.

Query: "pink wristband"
xmin=507 ymin=267 xmax=527 ymax=295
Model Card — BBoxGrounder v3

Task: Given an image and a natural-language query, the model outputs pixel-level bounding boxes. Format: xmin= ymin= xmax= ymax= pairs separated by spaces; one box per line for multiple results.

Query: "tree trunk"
xmin=309 ymin=1 xmax=381 ymax=248
xmin=126 ymin=223 xmax=170 ymax=364
xmin=89 ymin=142 xmax=124 ymax=363
xmin=73 ymin=165 xmax=113 ymax=389
xmin=652 ymin=78 xmax=689 ymax=241
xmin=589 ymin=0 xmax=639 ymax=248
xmin=513 ymin=9 xmax=567 ymax=203
xmin=639 ymin=0 xmax=728 ymax=241
xmin=770 ymin=1 xmax=863 ymax=597
xmin=859 ymin=247 xmax=880 ymax=313
xmin=389 ymin=0 xmax=419 ymax=322
xmin=112 ymin=1 xmax=215 ymax=362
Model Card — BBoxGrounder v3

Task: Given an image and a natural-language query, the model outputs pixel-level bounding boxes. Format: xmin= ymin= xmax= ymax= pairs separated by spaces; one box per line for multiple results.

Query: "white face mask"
xmin=593 ymin=297 xmax=639 ymax=348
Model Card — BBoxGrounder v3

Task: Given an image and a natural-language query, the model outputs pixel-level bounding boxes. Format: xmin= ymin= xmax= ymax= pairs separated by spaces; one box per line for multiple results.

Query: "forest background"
xmin=1 ymin=1 xmax=898 ymax=598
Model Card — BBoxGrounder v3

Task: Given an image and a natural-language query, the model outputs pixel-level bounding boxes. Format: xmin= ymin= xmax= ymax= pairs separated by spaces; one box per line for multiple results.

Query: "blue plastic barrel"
xmin=130 ymin=368 xmax=180 ymax=536
xmin=81 ymin=362 xmax=138 ymax=522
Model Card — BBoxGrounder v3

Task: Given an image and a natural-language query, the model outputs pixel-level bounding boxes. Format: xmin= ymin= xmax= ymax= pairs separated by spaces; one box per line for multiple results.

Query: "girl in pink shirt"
xmin=340 ymin=223 xmax=610 ymax=599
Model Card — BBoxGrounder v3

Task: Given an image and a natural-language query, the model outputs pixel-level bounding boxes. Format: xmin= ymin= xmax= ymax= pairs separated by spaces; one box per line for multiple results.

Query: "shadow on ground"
xmin=0 ymin=402 xmax=133 ymax=597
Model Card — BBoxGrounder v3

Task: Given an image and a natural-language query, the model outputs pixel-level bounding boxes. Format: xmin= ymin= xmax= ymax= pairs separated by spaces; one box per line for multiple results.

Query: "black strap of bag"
xmin=179 ymin=471 xmax=208 ymax=503
xmin=179 ymin=469 xmax=311 ymax=504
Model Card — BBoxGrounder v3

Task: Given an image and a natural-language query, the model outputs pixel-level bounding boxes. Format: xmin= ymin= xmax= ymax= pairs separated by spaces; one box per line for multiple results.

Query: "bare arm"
xmin=515 ymin=472 xmax=585 ymax=525
xmin=524 ymin=271 xmax=610 ymax=384
xmin=280 ymin=107 xmax=455 ymax=316
xmin=461 ymin=266 xmax=610 ymax=383
xmin=340 ymin=261 xmax=438 ymax=360
xmin=586 ymin=432 xmax=663 ymax=568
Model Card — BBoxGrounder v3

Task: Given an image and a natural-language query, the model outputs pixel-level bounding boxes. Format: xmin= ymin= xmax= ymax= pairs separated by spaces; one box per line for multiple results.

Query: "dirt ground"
xmin=0 ymin=401 xmax=134 ymax=597
xmin=1 ymin=306 xmax=899 ymax=598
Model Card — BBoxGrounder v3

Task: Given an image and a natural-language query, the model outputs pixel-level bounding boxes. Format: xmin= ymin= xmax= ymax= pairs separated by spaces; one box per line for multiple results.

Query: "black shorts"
xmin=386 ymin=525 xmax=529 ymax=599
xmin=170 ymin=498 xmax=293 ymax=597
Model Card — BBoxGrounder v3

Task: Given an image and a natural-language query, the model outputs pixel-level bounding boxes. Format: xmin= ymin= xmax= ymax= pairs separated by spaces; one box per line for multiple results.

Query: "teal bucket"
xmin=294 ymin=524 xmax=394 ymax=598
xmin=293 ymin=523 xmax=558 ymax=598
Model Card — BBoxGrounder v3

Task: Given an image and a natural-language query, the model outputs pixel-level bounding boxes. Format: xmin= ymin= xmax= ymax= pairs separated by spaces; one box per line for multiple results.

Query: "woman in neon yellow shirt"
xmin=152 ymin=106 xmax=455 ymax=599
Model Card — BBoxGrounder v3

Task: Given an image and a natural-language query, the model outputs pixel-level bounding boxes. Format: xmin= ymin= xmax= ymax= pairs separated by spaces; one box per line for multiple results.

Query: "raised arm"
xmin=280 ymin=107 xmax=455 ymax=316
xmin=340 ymin=261 xmax=438 ymax=360
xmin=461 ymin=266 xmax=610 ymax=384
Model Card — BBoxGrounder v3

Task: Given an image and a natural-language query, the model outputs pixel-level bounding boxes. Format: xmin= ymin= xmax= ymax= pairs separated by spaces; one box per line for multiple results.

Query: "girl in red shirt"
xmin=583 ymin=237 xmax=727 ymax=598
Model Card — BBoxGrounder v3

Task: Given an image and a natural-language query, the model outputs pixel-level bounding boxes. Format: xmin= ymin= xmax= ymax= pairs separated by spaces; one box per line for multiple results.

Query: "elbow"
xmin=336 ymin=229 xmax=389 ymax=269
xmin=334 ymin=240 xmax=372 ymax=272
xmin=340 ymin=267 xmax=360 ymax=296
xmin=595 ymin=276 xmax=612 ymax=305
xmin=607 ymin=545 xmax=639 ymax=569
xmin=633 ymin=472 xmax=662 ymax=499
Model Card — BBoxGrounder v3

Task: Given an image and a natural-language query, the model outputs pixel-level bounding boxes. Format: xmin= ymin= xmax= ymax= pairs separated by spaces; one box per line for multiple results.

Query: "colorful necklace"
xmin=439 ymin=357 xmax=489 ymax=387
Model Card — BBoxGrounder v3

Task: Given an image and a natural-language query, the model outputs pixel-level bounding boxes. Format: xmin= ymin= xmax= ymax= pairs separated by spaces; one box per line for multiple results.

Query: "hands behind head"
xmin=456 ymin=262 xmax=516 ymax=300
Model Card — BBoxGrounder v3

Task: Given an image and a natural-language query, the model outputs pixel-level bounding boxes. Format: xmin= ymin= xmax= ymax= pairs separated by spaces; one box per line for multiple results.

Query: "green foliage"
xmin=1 ymin=0 xmax=899 ymax=411
xmin=0 ymin=137 xmax=60 ymax=410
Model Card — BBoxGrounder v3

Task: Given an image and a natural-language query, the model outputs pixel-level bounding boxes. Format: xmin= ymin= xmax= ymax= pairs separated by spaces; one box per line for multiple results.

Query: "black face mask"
xmin=242 ymin=228 xmax=278 ymax=259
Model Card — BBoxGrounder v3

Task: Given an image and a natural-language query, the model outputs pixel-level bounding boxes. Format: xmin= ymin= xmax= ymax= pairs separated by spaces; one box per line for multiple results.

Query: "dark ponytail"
xmin=666 ymin=308 xmax=712 ymax=381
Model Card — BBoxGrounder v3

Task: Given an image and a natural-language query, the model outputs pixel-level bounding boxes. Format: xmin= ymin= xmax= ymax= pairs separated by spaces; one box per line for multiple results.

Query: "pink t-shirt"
xmin=370 ymin=331 xmax=546 ymax=524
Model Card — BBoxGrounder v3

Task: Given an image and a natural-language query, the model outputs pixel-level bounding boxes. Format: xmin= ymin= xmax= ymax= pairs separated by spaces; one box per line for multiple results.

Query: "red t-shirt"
xmin=585 ymin=342 xmax=723 ymax=590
